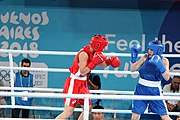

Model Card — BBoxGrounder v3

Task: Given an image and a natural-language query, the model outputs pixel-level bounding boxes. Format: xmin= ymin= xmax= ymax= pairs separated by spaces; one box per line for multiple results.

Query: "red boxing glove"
xmin=87 ymin=52 xmax=106 ymax=70
xmin=105 ymin=56 xmax=121 ymax=68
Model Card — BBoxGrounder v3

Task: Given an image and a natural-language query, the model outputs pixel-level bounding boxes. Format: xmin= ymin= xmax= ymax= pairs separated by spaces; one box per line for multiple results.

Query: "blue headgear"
xmin=148 ymin=40 xmax=164 ymax=57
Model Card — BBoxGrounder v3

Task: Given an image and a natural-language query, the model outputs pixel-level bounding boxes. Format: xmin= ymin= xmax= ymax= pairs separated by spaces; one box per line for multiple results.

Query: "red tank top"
xmin=69 ymin=45 xmax=93 ymax=76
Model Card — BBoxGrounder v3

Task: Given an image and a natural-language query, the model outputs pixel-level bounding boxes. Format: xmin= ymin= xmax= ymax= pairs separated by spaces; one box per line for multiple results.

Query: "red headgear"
xmin=90 ymin=34 xmax=108 ymax=52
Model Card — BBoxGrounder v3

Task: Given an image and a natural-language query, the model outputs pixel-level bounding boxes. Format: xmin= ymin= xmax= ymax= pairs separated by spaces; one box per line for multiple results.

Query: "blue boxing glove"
xmin=149 ymin=55 xmax=166 ymax=74
xmin=130 ymin=43 xmax=142 ymax=63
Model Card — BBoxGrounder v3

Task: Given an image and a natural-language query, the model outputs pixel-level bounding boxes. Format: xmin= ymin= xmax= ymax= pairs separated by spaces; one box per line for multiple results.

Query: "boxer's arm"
xmin=130 ymin=53 xmax=147 ymax=72
xmin=98 ymin=56 xmax=121 ymax=68
xmin=162 ymin=57 xmax=170 ymax=81
xmin=96 ymin=62 xmax=107 ymax=68
xmin=79 ymin=52 xmax=91 ymax=76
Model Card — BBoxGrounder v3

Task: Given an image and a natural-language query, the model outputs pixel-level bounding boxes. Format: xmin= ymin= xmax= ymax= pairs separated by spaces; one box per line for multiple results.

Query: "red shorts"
xmin=63 ymin=76 xmax=91 ymax=107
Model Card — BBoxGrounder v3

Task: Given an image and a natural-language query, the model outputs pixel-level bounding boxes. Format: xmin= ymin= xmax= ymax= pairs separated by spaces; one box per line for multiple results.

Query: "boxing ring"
xmin=0 ymin=49 xmax=180 ymax=120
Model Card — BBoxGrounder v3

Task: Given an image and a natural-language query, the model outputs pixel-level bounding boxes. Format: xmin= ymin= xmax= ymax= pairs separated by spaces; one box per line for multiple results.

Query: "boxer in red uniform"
xmin=55 ymin=34 xmax=121 ymax=120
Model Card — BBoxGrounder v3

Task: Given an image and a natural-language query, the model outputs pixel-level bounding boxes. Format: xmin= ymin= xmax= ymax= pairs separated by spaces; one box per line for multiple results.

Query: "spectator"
xmin=88 ymin=73 xmax=102 ymax=106
xmin=0 ymin=80 xmax=7 ymax=117
xmin=176 ymin=116 xmax=180 ymax=120
xmin=92 ymin=105 xmax=104 ymax=120
xmin=163 ymin=76 xmax=180 ymax=119
xmin=12 ymin=58 xmax=34 ymax=118
xmin=74 ymin=73 xmax=101 ymax=120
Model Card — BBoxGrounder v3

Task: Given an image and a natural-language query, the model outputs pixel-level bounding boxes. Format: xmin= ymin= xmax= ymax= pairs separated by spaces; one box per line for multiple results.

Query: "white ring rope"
xmin=0 ymin=92 xmax=180 ymax=101
xmin=0 ymin=105 xmax=178 ymax=116
xmin=0 ymin=49 xmax=180 ymax=57
xmin=0 ymin=66 xmax=179 ymax=76
xmin=0 ymin=49 xmax=180 ymax=118
xmin=0 ymin=87 xmax=180 ymax=96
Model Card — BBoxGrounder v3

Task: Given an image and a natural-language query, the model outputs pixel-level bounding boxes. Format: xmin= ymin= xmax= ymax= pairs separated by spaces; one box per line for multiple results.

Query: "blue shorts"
xmin=132 ymin=84 xmax=168 ymax=115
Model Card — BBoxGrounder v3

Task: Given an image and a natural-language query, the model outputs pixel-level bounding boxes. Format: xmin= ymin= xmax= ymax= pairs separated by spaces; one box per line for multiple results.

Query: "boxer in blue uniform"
xmin=130 ymin=40 xmax=171 ymax=120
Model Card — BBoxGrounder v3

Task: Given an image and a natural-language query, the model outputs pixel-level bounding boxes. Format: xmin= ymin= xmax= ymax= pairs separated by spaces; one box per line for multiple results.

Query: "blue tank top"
xmin=139 ymin=59 xmax=163 ymax=81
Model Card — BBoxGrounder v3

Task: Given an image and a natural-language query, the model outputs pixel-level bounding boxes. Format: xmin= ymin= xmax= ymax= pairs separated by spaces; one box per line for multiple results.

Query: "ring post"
xmin=9 ymin=51 xmax=15 ymax=108
xmin=84 ymin=97 xmax=89 ymax=120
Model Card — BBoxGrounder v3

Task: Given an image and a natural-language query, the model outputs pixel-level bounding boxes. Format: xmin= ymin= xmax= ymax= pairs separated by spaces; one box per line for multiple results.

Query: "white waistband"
xmin=138 ymin=78 xmax=161 ymax=87
xmin=70 ymin=74 xmax=87 ymax=80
